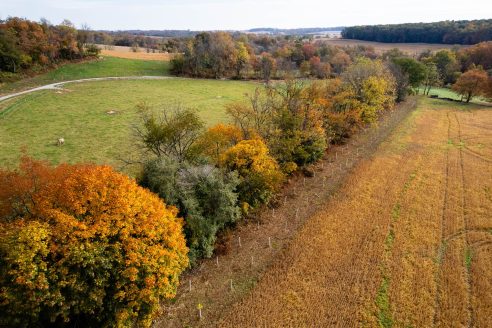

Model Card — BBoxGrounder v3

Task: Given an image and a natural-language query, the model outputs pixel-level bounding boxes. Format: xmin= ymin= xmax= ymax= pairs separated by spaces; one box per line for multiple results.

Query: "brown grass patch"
xmin=319 ymin=39 xmax=468 ymax=55
xmin=99 ymin=45 xmax=174 ymax=61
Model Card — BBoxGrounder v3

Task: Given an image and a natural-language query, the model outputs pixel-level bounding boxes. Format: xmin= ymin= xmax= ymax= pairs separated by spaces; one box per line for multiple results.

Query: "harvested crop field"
xmin=320 ymin=38 xmax=467 ymax=55
xmin=217 ymin=98 xmax=492 ymax=327
xmin=98 ymin=45 xmax=174 ymax=60
xmin=158 ymin=97 xmax=492 ymax=327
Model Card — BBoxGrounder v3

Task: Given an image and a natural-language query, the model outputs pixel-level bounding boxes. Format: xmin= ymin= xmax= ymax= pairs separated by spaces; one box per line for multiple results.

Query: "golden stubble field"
xmin=320 ymin=39 xmax=467 ymax=55
xmin=99 ymin=45 xmax=174 ymax=61
xmin=215 ymin=98 xmax=492 ymax=327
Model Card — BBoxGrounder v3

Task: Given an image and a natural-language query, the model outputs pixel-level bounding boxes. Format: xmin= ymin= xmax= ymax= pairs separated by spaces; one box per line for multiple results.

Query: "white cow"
xmin=57 ymin=138 xmax=65 ymax=146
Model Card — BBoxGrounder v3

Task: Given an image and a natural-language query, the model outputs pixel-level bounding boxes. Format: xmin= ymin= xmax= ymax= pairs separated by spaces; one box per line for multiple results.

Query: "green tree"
xmin=392 ymin=57 xmax=427 ymax=89
xmin=422 ymin=63 xmax=441 ymax=95
xmin=139 ymin=157 xmax=241 ymax=264
xmin=432 ymin=49 xmax=460 ymax=84
xmin=134 ymin=103 xmax=204 ymax=162
xmin=0 ymin=29 xmax=21 ymax=73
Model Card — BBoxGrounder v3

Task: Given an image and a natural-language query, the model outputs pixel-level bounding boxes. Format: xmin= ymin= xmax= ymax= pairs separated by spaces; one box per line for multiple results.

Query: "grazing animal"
xmin=57 ymin=138 xmax=65 ymax=146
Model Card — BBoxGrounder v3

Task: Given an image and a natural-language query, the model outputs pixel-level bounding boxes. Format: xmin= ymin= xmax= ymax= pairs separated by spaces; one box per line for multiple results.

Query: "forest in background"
xmin=342 ymin=19 xmax=492 ymax=44
xmin=0 ymin=17 xmax=100 ymax=80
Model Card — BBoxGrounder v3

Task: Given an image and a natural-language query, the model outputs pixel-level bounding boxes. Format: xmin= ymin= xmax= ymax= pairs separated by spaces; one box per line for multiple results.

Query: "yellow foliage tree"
xmin=0 ymin=157 xmax=188 ymax=327
xmin=220 ymin=139 xmax=284 ymax=209
xmin=360 ymin=76 xmax=395 ymax=122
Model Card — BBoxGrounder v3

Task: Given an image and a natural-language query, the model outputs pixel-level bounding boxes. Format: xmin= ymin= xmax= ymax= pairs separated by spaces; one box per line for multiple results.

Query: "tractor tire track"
xmin=432 ymin=111 xmax=451 ymax=327
xmin=454 ymin=112 xmax=474 ymax=328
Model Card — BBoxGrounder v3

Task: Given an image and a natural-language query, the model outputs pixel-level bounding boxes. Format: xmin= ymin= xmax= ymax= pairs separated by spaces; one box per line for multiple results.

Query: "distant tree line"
xmin=0 ymin=17 xmax=100 ymax=78
xmin=170 ymin=31 xmax=380 ymax=80
xmin=169 ymin=30 xmax=492 ymax=102
xmin=97 ymin=27 xmax=343 ymax=38
xmin=342 ymin=19 xmax=492 ymax=45
xmin=246 ymin=27 xmax=343 ymax=35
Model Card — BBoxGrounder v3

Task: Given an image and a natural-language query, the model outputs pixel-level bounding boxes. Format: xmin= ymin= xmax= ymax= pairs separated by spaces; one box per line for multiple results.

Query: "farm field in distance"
xmin=0 ymin=79 xmax=257 ymax=170
xmin=98 ymin=45 xmax=175 ymax=61
xmin=320 ymin=38 xmax=468 ymax=55
xmin=172 ymin=97 xmax=490 ymax=327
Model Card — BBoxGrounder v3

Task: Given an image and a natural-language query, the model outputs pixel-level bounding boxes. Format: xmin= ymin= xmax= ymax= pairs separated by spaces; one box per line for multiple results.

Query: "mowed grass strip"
xmin=419 ymin=87 xmax=491 ymax=106
xmin=0 ymin=56 xmax=170 ymax=95
xmin=0 ymin=79 xmax=257 ymax=169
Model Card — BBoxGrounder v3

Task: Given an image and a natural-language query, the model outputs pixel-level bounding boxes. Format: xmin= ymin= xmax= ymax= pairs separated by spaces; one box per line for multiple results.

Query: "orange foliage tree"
xmin=195 ymin=124 xmax=244 ymax=163
xmin=0 ymin=157 xmax=188 ymax=327
xmin=452 ymin=67 xmax=490 ymax=102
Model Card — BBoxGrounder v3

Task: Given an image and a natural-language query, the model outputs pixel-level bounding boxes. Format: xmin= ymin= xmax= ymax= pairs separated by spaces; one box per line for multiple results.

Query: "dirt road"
xmin=0 ymin=76 xmax=174 ymax=102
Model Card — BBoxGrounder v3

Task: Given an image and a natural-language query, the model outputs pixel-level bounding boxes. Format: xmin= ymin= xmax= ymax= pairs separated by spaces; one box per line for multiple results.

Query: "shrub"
xmin=268 ymin=81 xmax=328 ymax=169
xmin=324 ymin=110 xmax=362 ymax=144
xmin=0 ymin=157 xmax=189 ymax=327
xmin=220 ymin=139 xmax=284 ymax=209
xmin=134 ymin=103 xmax=204 ymax=162
xmin=292 ymin=128 xmax=327 ymax=165
xmin=85 ymin=44 xmax=101 ymax=57
xmin=139 ymin=156 xmax=241 ymax=264
xmin=170 ymin=54 xmax=185 ymax=75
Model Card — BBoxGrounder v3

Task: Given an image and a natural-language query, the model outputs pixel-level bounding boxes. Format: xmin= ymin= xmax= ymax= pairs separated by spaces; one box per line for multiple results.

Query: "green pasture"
xmin=0 ymin=79 xmax=257 ymax=170
xmin=418 ymin=87 xmax=490 ymax=106
xmin=0 ymin=57 xmax=170 ymax=95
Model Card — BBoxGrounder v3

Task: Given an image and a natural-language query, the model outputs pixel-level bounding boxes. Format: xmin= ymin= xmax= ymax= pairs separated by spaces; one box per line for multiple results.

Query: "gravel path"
xmin=0 ymin=76 xmax=174 ymax=102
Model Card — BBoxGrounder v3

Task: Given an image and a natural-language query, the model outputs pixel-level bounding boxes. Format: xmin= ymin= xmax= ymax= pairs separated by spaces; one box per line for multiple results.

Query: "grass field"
xmin=0 ymin=79 xmax=257 ymax=170
xmin=320 ymin=38 xmax=468 ymax=55
xmin=99 ymin=45 xmax=175 ymax=61
xmin=0 ymin=57 xmax=170 ymax=95
xmin=420 ymin=87 xmax=492 ymax=106
xmin=215 ymin=97 xmax=492 ymax=327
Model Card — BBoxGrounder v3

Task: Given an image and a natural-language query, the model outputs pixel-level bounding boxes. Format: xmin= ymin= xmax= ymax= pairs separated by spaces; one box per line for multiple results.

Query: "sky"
xmin=1 ymin=0 xmax=491 ymax=31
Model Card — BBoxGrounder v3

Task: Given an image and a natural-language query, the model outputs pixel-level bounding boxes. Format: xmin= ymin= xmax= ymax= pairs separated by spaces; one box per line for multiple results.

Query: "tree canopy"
xmin=0 ymin=157 xmax=188 ymax=327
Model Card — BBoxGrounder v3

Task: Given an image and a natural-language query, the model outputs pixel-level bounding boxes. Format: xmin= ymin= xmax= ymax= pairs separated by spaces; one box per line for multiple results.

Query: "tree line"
xmin=341 ymin=19 xmax=492 ymax=45
xmin=171 ymin=31 xmax=378 ymax=80
xmin=0 ymin=17 xmax=100 ymax=79
xmin=1 ymin=57 xmax=400 ymax=327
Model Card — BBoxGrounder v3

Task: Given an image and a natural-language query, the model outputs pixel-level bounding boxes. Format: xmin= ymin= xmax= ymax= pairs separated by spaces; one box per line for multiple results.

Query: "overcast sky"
xmin=1 ymin=0 xmax=491 ymax=30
